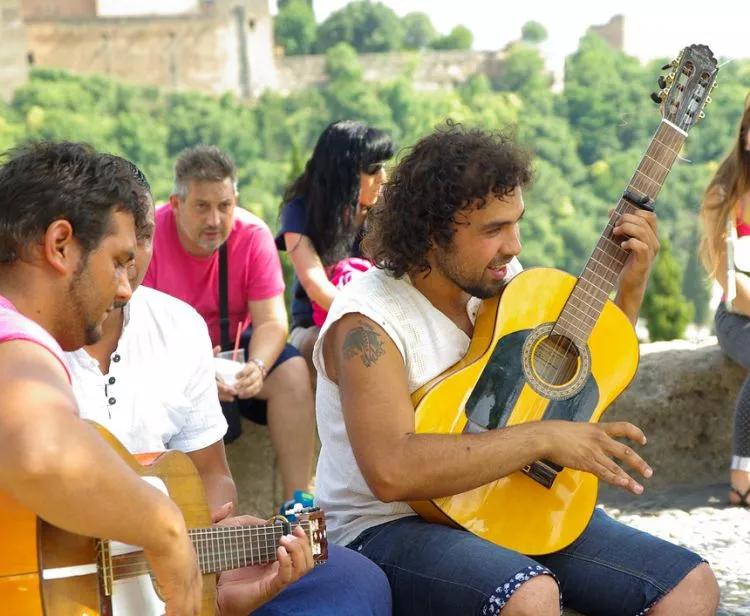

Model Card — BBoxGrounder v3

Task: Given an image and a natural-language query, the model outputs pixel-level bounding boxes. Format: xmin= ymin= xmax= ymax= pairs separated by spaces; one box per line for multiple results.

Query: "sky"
xmin=305 ymin=0 xmax=746 ymax=75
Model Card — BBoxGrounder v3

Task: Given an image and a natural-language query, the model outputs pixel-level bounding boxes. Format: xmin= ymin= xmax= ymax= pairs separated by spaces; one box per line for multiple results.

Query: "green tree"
xmin=521 ymin=21 xmax=547 ymax=44
xmin=315 ymin=1 xmax=405 ymax=54
xmin=402 ymin=12 xmax=436 ymax=50
xmin=430 ymin=25 xmax=473 ymax=51
xmin=274 ymin=0 xmax=317 ymax=56
xmin=642 ymin=236 xmax=693 ymax=341
xmin=682 ymin=228 xmax=712 ymax=325
xmin=324 ymin=42 xmax=362 ymax=82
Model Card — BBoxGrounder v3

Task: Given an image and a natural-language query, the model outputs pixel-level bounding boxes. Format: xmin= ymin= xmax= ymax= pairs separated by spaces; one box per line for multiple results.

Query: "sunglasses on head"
xmin=363 ymin=162 xmax=385 ymax=175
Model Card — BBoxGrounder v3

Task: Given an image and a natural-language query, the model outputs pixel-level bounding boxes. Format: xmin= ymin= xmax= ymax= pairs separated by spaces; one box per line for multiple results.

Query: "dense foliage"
xmin=2 ymin=31 xmax=748 ymax=337
xmin=275 ymin=0 xmax=473 ymax=55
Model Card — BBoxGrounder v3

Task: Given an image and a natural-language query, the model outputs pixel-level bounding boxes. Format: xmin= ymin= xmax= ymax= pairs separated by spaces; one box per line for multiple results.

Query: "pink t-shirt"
xmin=143 ymin=205 xmax=285 ymax=347
xmin=0 ymin=295 xmax=71 ymax=381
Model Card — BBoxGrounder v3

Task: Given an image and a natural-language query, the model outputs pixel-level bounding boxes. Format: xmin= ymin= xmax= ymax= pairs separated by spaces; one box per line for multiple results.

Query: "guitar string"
xmin=519 ymin=120 xmax=685 ymax=455
xmin=100 ymin=522 xmax=315 ymax=578
xmin=540 ymin=124 xmax=673 ymax=376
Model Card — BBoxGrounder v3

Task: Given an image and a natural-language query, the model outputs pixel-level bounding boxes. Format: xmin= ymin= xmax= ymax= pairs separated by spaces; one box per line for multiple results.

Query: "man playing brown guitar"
xmin=0 ymin=143 xmax=312 ymax=616
xmin=0 ymin=141 xmax=205 ymax=615
xmin=313 ymin=124 xmax=720 ymax=615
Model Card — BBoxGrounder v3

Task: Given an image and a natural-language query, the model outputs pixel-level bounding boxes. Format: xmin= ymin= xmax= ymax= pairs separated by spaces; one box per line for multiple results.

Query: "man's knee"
xmin=501 ymin=574 xmax=560 ymax=616
xmin=653 ymin=563 xmax=719 ymax=616
xmin=269 ymin=355 xmax=313 ymax=397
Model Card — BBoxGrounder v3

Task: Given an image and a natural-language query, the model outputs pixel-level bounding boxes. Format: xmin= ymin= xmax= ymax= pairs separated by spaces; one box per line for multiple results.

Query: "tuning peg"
xmin=650 ymin=92 xmax=662 ymax=104
xmin=699 ymin=111 xmax=705 ymax=119
xmin=658 ymin=76 xmax=667 ymax=89
xmin=706 ymin=96 xmax=712 ymax=104
xmin=661 ymin=62 xmax=672 ymax=70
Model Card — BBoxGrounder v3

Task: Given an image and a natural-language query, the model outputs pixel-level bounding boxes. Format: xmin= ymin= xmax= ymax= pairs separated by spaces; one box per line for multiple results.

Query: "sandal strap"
xmin=730 ymin=485 xmax=750 ymax=506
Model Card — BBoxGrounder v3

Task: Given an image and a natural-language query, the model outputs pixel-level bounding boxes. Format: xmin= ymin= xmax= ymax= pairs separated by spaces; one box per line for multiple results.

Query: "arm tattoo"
xmin=342 ymin=320 xmax=385 ymax=368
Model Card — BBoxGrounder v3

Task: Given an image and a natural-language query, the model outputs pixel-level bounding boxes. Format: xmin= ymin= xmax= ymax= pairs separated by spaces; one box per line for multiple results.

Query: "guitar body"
xmin=409 ymin=267 xmax=639 ymax=555
xmin=0 ymin=425 xmax=216 ymax=615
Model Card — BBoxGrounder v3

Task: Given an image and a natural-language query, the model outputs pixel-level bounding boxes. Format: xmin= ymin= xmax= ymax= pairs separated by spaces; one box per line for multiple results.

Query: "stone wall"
xmin=25 ymin=14 xmax=239 ymax=95
xmin=226 ymin=339 xmax=743 ymax=516
xmin=0 ymin=0 xmax=28 ymax=102
xmin=276 ymin=49 xmax=508 ymax=94
xmin=21 ymin=0 xmax=276 ymax=98
xmin=20 ymin=0 xmax=96 ymax=20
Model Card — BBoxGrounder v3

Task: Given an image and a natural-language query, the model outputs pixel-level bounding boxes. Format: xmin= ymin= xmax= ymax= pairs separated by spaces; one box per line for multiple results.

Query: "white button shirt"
xmin=66 ymin=286 xmax=227 ymax=454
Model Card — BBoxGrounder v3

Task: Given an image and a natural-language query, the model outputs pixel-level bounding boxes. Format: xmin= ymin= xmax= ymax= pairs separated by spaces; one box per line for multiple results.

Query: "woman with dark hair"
xmin=699 ymin=96 xmax=750 ymax=507
xmin=276 ymin=120 xmax=394 ymax=369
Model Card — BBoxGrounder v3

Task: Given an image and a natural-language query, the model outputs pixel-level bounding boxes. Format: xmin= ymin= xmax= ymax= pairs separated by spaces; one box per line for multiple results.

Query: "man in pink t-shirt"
xmin=143 ymin=145 xmax=315 ymax=512
xmin=0 ymin=143 xmax=204 ymax=614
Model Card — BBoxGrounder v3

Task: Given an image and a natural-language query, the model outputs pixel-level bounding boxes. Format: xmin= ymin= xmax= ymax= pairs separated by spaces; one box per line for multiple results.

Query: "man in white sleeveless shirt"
xmin=313 ymin=124 xmax=718 ymax=616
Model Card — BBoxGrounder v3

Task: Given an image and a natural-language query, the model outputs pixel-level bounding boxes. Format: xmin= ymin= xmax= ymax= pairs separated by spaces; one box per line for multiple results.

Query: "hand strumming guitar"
xmin=210 ymin=504 xmax=314 ymax=616
xmin=141 ymin=500 xmax=203 ymax=616
xmin=536 ymin=420 xmax=653 ymax=495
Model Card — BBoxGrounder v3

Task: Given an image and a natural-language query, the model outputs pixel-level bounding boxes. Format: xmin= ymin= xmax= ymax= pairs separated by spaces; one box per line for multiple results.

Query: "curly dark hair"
xmin=0 ymin=141 xmax=150 ymax=265
xmin=363 ymin=122 xmax=533 ymax=277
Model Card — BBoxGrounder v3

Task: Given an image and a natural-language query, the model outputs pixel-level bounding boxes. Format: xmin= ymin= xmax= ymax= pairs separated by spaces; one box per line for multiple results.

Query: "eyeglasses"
xmin=363 ymin=162 xmax=385 ymax=175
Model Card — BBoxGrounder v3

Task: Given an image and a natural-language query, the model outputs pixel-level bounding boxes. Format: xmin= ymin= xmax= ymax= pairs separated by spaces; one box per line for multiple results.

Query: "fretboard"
xmin=553 ymin=120 xmax=687 ymax=347
xmin=190 ymin=521 xmax=305 ymax=574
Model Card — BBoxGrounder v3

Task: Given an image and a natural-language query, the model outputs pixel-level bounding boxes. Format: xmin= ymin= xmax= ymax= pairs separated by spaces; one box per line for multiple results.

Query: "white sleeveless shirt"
xmin=313 ymin=259 xmax=522 ymax=546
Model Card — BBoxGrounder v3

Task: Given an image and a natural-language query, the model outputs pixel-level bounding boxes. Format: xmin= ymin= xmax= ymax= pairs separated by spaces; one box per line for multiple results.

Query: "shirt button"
xmin=108 ymin=397 xmax=116 ymax=405
xmin=108 ymin=377 xmax=116 ymax=385
xmin=112 ymin=354 xmax=121 ymax=363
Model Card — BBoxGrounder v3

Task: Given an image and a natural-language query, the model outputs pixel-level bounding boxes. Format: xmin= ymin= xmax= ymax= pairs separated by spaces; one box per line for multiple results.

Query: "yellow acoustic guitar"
xmin=409 ymin=44 xmax=719 ymax=556
xmin=0 ymin=423 xmax=328 ymax=615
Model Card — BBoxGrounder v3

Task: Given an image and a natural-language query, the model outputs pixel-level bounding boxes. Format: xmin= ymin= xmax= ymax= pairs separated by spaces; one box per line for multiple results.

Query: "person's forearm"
xmin=300 ymin=272 xmax=338 ymax=311
xmin=0 ymin=412 xmax=186 ymax=551
xmin=362 ymin=422 xmax=552 ymax=502
xmin=615 ymin=281 xmax=647 ymax=325
xmin=247 ymin=321 xmax=287 ymax=367
xmin=201 ymin=471 xmax=238 ymax=513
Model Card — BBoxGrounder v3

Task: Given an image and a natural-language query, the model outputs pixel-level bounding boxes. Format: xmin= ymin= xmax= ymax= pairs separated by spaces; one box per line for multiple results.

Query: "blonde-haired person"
xmin=700 ymin=96 xmax=750 ymax=507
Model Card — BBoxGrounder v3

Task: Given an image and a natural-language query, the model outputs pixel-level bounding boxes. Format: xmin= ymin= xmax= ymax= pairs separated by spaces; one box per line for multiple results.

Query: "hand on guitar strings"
xmin=143 ymin=506 xmax=203 ymax=616
xmin=542 ymin=420 xmax=653 ymax=495
xmin=211 ymin=502 xmax=315 ymax=616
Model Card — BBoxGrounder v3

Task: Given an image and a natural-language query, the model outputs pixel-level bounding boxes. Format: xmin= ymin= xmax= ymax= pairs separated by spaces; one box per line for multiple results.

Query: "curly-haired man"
xmin=312 ymin=123 xmax=719 ymax=616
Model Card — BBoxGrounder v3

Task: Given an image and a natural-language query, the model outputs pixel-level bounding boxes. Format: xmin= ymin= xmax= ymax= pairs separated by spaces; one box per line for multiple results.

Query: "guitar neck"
xmin=554 ymin=120 xmax=688 ymax=347
xmin=189 ymin=520 xmax=305 ymax=574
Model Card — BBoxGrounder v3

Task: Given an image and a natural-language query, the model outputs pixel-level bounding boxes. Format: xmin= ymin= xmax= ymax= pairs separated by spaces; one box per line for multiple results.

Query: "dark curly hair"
xmin=363 ymin=122 xmax=533 ymax=277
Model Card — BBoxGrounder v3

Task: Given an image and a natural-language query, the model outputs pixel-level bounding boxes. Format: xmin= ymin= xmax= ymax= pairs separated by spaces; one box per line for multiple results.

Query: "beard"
xmin=67 ymin=259 xmax=105 ymax=347
xmin=434 ymin=246 xmax=510 ymax=299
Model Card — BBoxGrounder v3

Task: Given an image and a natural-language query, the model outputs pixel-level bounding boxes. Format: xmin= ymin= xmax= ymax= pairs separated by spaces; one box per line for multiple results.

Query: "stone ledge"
xmin=226 ymin=338 xmax=742 ymax=510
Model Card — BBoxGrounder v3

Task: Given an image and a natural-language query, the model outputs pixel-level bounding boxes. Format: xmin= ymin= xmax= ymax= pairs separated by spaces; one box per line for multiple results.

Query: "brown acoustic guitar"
xmin=0 ymin=423 xmax=328 ymax=615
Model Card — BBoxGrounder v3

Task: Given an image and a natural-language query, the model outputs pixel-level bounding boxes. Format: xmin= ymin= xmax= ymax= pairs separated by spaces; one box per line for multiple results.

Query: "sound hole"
xmin=532 ymin=334 xmax=579 ymax=386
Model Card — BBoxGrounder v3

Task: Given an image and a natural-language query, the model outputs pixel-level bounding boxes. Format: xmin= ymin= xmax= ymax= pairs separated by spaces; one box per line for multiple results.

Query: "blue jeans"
xmin=347 ymin=509 xmax=704 ymax=616
xmin=252 ymin=543 xmax=392 ymax=615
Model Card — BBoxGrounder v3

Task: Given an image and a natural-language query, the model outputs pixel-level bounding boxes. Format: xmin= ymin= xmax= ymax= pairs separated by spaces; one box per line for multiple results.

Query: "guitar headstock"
xmin=282 ymin=506 xmax=328 ymax=565
xmin=651 ymin=44 xmax=718 ymax=132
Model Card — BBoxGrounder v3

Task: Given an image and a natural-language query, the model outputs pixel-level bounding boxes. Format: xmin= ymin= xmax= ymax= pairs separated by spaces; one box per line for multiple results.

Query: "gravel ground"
xmin=598 ymin=482 xmax=750 ymax=615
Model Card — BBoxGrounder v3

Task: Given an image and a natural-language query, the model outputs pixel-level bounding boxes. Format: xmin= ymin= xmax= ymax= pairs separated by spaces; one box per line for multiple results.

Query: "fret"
xmin=642 ymin=153 xmax=670 ymax=173
xmin=586 ymin=257 xmax=619 ymax=280
xmin=242 ymin=524 xmax=252 ymax=567
xmin=632 ymin=168 xmax=663 ymax=192
xmin=593 ymin=244 xmax=626 ymax=267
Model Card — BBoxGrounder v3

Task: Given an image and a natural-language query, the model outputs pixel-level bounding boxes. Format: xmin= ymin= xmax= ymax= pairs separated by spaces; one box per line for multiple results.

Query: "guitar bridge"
xmin=521 ymin=459 xmax=562 ymax=489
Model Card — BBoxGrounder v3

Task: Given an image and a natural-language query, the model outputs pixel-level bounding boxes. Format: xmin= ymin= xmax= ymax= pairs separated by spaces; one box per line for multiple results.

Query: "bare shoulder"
xmin=324 ymin=312 xmax=404 ymax=385
xmin=0 ymin=340 xmax=75 ymax=414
